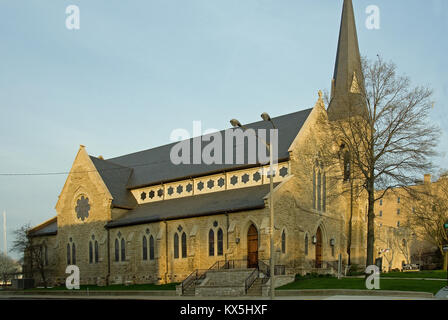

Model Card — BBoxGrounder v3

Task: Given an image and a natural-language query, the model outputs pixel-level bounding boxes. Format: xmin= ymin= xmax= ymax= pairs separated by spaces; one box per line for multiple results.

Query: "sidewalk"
xmin=0 ymin=288 xmax=439 ymax=300
xmin=347 ymin=276 xmax=447 ymax=281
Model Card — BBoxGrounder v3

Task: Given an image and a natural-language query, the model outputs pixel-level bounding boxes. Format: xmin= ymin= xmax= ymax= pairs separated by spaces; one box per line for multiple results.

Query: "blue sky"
xmin=0 ymin=0 xmax=447 ymax=258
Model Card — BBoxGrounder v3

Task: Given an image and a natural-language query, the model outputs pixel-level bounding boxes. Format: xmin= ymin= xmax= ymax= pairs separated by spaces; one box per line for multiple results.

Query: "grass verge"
xmin=381 ymin=270 xmax=447 ymax=279
xmin=278 ymin=277 xmax=446 ymax=294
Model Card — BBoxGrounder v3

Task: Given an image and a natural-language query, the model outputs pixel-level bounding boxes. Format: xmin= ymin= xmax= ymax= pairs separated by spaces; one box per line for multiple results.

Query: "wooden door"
xmin=247 ymin=224 xmax=258 ymax=268
xmin=315 ymin=227 xmax=322 ymax=268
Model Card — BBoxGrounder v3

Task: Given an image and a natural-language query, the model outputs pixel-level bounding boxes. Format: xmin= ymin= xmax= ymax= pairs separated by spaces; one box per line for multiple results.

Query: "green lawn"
xmin=278 ymin=277 xmax=447 ymax=294
xmin=28 ymin=283 xmax=178 ymax=291
xmin=381 ymin=270 xmax=447 ymax=279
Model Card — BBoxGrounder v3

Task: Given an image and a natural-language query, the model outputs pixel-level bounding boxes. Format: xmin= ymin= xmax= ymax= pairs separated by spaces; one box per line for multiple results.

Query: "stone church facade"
xmin=26 ymin=0 xmax=372 ymax=287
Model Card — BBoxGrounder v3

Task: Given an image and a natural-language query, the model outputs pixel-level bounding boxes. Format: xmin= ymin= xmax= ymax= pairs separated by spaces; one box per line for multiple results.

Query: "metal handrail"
xmin=181 ymin=270 xmax=198 ymax=294
xmin=181 ymin=260 xmax=229 ymax=294
xmin=258 ymin=260 xmax=270 ymax=277
xmin=182 ymin=259 xmax=271 ymax=294
xmin=244 ymin=268 xmax=259 ymax=294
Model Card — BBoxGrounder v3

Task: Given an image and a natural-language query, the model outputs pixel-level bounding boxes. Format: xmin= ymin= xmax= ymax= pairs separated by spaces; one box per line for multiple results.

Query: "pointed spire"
xmin=328 ymin=0 xmax=366 ymax=121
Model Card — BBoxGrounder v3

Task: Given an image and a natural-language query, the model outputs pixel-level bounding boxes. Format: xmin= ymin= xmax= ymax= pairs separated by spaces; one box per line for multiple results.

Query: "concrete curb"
xmin=0 ymin=290 xmax=177 ymax=297
xmin=1 ymin=288 xmax=434 ymax=299
xmin=276 ymin=289 xmax=434 ymax=298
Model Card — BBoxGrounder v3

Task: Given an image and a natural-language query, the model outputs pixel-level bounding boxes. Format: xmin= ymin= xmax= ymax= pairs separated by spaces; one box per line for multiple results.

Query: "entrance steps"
xmin=246 ymin=277 xmax=264 ymax=296
xmin=178 ymin=260 xmax=271 ymax=297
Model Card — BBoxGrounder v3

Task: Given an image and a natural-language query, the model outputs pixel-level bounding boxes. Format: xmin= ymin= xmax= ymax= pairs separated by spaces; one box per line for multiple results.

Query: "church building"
xmin=27 ymin=0 xmax=371 ymax=292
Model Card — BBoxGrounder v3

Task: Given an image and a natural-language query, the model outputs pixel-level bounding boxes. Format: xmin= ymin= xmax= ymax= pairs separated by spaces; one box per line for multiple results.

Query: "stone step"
xmin=246 ymin=278 xmax=264 ymax=296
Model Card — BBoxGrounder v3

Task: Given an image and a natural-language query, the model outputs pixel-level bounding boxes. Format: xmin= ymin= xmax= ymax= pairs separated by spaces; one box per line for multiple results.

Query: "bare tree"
xmin=393 ymin=227 xmax=412 ymax=266
xmin=326 ymin=56 xmax=440 ymax=267
xmin=375 ymin=225 xmax=397 ymax=272
xmin=11 ymin=224 xmax=49 ymax=288
xmin=407 ymin=175 xmax=448 ymax=269
xmin=0 ymin=253 xmax=19 ymax=286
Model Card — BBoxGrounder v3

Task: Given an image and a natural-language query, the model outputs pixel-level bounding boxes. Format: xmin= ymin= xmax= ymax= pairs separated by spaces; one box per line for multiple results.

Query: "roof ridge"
xmin=29 ymin=216 xmax=57 ymax=233
xmin=106 ymin=108 xmax=312 ymax=162
xmin=90 ymin=155 xmax=132 ymax=169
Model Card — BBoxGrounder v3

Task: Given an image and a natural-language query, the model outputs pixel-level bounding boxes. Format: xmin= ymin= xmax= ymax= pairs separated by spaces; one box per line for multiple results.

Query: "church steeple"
xmin=327 ymin=0 xmax=366 ymax=121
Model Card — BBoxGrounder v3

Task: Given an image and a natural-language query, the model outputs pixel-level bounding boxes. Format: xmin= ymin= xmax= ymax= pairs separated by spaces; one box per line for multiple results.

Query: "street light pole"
xmin=230 ymin=113 xmax=276 ymax=299
xmin=269 ymin=144 xmax=275 ymax=300
xmin=444 ymin=220 xmax=448 ymax=288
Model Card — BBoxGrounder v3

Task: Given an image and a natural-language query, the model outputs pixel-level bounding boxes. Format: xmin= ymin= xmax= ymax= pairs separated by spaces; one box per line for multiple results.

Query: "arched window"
xmin=89 ymin=242 xmax=93 ymax=264
xmin=44 ymin=244 xmax=48 ymax=266
xmin=312 ymin=170 xmax=316 ymax=209
xmin=174 ymin=233 xmax=179 ymax=259
xmin=217 ymin=228 xmax=223 ymax=256
xmin=142 ymin=236 xmax=148 ymax=261
xmin=121 ymin=238 xmax=126 ymax=261
xmin=305 ymin=234 xmax=309 ymax=256
xmin=114 ymin=239 xmax=119 ymax=262
xmin=323 ymin=173 xmax=327 ymax=212
xmin=72 ymin=243 xmax=76 ymax=265
xmin=208 ymin=229 xmax=215 ymax=256
xmin=181 ymin=232 xmax=187 ymax=258
xmin=67 ymin=244 xmax=71 ymax=265
xmin=344 ymin=151 xmax=351 ymax=181
xmin=94 ymin=241 xmax=99 ymax=263
xmin=317 ymin=171 xmax=322 ymax=211
xmin=149 ymin=235 xmax=155 ymax=260
xmin=281 ymin=230 xmax=286 ymax=254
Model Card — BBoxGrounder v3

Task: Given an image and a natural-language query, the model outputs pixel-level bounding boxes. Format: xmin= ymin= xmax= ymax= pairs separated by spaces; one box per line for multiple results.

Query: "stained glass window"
xmin=67 ymin=244 xmax=71 ymax=265
xmin=217 ymin=228 xmax=223 ymax=256
xmin=89 ymin=241 xmax=93 ymax=264
xmin=174 ymin=233 xmax=179 ymax=259
xmin=209 ymin=229 xmax=214 ymax=256
xmin=149 ymin=236 xmax=155 ymax=260
xmin=121 ymin=238 xmax=126 ymax=261
xmin=115 ymin=239 xmax=119 ymax=262
xmin=94 ymin=241 xmax=99 ymax=263
xmin=142 ymin=236 xmax=148 ymax=261
xmin=75 ymin=196 xmax=90 ymax=221
xmin=181 ymin=232 xmax=187 ymax=258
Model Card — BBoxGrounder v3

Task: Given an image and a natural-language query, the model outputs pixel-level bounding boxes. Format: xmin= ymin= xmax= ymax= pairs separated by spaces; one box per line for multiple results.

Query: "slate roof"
xmin=90 ymin=156 xmax=137 ymax=208
xmin=28 ymin=218 xmax=58 ymax=237
xmin=31 ymin=108 xmax=310 ymax=235
xmin=103 ymin=108 xmax=312 ymax=189
xmin=106 ymin=183 xmax=277 ymax=228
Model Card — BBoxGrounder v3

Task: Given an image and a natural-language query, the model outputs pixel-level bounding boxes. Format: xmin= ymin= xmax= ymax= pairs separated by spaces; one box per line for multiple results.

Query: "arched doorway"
xmin=247 ymin=224 xmax=258 ymax=268
xmin=315 ymin=227 xmax=322 ymax=268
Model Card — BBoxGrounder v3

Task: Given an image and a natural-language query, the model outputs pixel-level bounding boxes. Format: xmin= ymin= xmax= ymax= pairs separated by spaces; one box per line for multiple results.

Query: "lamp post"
xmin=444 ymin=220 xmax=448 ymax=288
xmin=230 ymin=112 xmax=276 ymax=300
